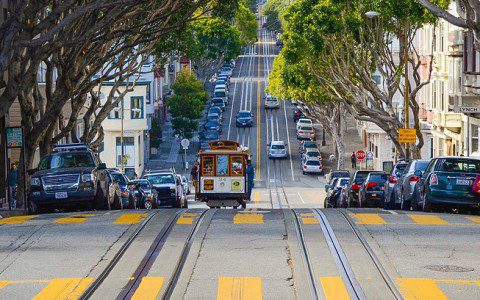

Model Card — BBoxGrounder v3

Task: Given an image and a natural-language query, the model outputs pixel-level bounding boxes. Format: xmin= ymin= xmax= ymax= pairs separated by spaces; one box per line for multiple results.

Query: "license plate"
xmin=55 ymin=191 xmax=68 ymax=199
xmin=456 ymin=179 xmax=470 ymax=185
xmin=371 ymin=193 xmax=377 ymax=197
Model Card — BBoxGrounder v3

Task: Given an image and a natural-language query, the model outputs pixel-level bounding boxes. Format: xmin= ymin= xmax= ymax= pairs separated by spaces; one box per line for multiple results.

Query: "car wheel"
xmin=411 ymin=190 xmax=420 ymax=211
xmin=302 ymin=171 xmax=306 ymax=175
xmin=28 ymin=201 xmax=44 ymax=214
xmin=422 ymin=191 xmax=432 ymax=212
xmin=144 ymin=201 xmax=153 ymax=210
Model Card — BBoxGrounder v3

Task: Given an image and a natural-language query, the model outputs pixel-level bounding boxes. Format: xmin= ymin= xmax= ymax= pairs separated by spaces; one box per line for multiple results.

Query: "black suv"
xmin=143 ymin=169 xmax=187 ymax=208
xmin=29 ymin=143 xmax=111 ymax=213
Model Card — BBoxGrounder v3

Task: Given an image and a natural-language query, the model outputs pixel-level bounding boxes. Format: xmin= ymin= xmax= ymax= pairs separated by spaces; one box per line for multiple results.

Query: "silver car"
xmin=268 ymin=140 xmax=288 ymax=159
xmin=302 ymin=157 xmax=323 ymax=175
xmin=393 ymin=159 xmax=430 ymax=210
xmin=383 ymin=161 xmax=408 ymax=209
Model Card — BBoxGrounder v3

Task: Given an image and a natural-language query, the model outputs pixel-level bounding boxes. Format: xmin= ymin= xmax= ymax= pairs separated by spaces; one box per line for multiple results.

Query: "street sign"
xmin=356 ymin=150 xmax=366 ymax=161
xmin=181 ymin=138 xmax=190 ymax=149
xmin=454 ymin=106 xmax=480 ymax=114
xmin=398 ymin=129 xmax=417 ymax=143
xmin=6 ymin=127 xmax=23 ymax=148
xmin=366 ymin=151 xmax=374 ymax=159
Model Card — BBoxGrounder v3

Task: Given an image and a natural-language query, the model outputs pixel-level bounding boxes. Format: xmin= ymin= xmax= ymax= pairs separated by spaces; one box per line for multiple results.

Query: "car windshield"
xmin=355 ymin=171 xmax=371 ymax=179
xmin=268 ymin=98 xmax=278 ymax=102
xmin=337 ymin=179 xmax=350 ymax=187
xmin=206 ymin=121 xmax=219 ymax=127
xmin=333 ymin=172 xmax=350 ymax=178
xmin=214 ymin=91 xmax=226 ymax=97
xmin=299 ymin=119 xmax=311 ymax=124
xmin=112 ymin=173 xmax=127 ymax=185
xmin=271 ymin=144 xmax=285 ymax=149
xmin=414 ymin=161 xmax=430 ymax=171
xmin=207 ymin=115 xmax=219 ymax=121
xmin=212 ymin=99 xmax=224 ymax=104
xmin=300 ymin=126 xmax=313 ymax=131
xmin=369 ymin=173 xmax=389 ymax=182
xmin=144 ymin=174 xmax=175 ymax=184
xmin=209 ymin=108 xmax=221 ymax=114
xmin=306 ymin=151 xmax=319 ymax=157
xmin=38 ymin=152 xmax=95 ymax=170
xmin=394 ymin=164 xmax=408 ymax=175
xmin=135 ymin=180 xmax=150 ymax=188
xmin=304 ymin=142 xmax=317 ymax=148
xmin=306 ymin=160 xmax=320 ymax=166
xmin=437 ymin=158 xmax=480 ymax=173
xmin=238 ymin=112 xmax=251 ymax=118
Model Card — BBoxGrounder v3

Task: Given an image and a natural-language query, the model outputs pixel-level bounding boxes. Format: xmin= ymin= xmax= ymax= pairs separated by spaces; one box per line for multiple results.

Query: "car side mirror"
xmin=97 ymin=163 xmax=107 ymax=170
xmin=414 ymin=170 xmax=422 ymax=177
xmin=27 ymin=168 xmax=38 ymax=176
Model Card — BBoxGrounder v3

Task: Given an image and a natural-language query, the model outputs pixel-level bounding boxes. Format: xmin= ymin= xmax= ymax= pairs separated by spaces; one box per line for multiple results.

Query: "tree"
xmin=418 ymin=0 xmax=480 ymax=49
xmin=168 ymin=70 xmax=208 ymax=139
xmin=271 ymin=0 xmax=448 ymax=159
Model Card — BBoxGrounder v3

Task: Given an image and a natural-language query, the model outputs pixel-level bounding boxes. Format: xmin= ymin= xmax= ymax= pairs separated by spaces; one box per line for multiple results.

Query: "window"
xmin=432 ymin=81 xmax=437 ymax=109
xmin=217 ymin=155 xmax=229 ymax=176
xmin=202 ymin=156 xmax=214 ymax=176
xmin=146 ymin=86 xmax=151 ymax=104
xmin=440 ymin=81 xmax=445 ymax=110
xmin=372 ymin=75 xmax=381 ymax=85
xmin=116 ymin=137 xmax=134 ymax=167
xmin=131 ymin=97 xmax=144 ymax=119
xmin=109 ymin=97 xmax=122 ymax=119
xmin=231 ymin=156 xmax=244 ymax=176
xmin=472 ymin=125 xmax=479 ymax=153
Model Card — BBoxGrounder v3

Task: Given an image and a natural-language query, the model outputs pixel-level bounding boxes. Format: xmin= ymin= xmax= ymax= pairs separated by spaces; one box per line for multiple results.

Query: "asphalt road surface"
xmin=0 ymin=19 xmax=479 ymax=300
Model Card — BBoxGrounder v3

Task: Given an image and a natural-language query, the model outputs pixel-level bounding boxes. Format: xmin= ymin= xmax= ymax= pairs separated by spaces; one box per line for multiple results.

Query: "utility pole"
xmin=404 ymin=17 xmax=410 ymax=161
xmin=120 ymin=101 xmax=124 ymax=173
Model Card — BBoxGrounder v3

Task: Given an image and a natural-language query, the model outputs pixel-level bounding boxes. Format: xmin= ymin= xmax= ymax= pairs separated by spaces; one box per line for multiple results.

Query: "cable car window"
xmin=231 ymin=156 xmax=243 ymax=175
xmin=217 ymin=155 xmax=229 ymax=176
xmin=202 ymin=156 xmax=214 ymax=176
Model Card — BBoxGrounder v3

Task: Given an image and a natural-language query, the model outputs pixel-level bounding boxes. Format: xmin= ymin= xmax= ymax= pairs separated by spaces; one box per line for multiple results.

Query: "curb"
xmin=0 ymin=209 xmax=28 ymax=218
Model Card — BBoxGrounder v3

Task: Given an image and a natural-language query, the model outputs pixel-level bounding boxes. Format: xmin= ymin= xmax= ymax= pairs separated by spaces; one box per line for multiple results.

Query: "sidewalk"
xmin=320 ymin=115 xmax=365 ymax=174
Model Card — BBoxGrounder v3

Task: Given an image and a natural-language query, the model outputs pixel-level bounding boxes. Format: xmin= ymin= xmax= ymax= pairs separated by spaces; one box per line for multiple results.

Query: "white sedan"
xmin=302 ymin=157 xmax=324 ymax=175
xmin=296 ymin=118 xmax=313 ymax=131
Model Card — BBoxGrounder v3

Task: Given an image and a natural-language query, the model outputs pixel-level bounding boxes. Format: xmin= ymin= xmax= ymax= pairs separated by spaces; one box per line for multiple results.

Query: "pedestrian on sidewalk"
xmin=190 ymin=162 xmax=199 ymax=193
xmin=8 ymin=163 xmax=18 ymax=208
xmin=245 ymin=159 xmax=255 ymax=209
xmin=350 ymin=152 xmax=357 ymax=169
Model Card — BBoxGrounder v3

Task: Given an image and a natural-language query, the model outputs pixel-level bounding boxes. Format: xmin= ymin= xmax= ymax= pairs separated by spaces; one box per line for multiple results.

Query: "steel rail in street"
xmin=339 ymin=210 xmax=403 ymax=300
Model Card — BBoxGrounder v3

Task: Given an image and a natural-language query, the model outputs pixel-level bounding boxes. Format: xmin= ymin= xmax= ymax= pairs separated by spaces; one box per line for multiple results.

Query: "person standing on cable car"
xmin=245 ymin=159 xmax=255 ymax=208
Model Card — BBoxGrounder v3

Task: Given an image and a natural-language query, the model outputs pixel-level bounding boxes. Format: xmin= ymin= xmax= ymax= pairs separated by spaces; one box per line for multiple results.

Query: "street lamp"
xmin=366 ymin=11 xmax=410 ymax=161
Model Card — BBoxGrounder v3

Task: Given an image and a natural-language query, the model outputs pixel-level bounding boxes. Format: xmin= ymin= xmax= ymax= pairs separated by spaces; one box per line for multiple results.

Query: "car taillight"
xmin=472 ymin=175 xmax=480 ymax=194
xmin=122 ymin=190 xmax=128 ymax=196
xmin=429 ymin=174 xmax=438 ymax=185
xmin=303 ymin=165 xmax=307 ymax=169
xmin=388 ymin=176 xmax=397 ymax=184
xmin=351 ymin=184 xmax=360 ymax=191
xmin=366 ymin=182 xmax=376 ymax=188
xmin=319 ymin=165 xmax=323 ymax=169
xmin=409 ymin=176 xmax=420 ymax=182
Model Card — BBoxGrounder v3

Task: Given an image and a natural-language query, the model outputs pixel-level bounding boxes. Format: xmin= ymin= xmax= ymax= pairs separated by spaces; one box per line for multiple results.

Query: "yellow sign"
xmin=231 ymin=179 xmax=242 ymax=191
xmin=398 ymin=129 xmax=417 ymax=143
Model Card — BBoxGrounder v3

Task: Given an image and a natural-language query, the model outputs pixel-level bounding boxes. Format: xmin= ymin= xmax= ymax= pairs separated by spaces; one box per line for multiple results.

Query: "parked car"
xmin=236 ymin=110 xmax=254 ymax=127
xmin=204 ymin=121 xmax=222 ymax=133
xmin=107 ymin=169 xmax=136 ymax=209
xmin=207 ymin=113 xmax=222 ymax=124
xmin=302 ymin=157 xmax=323 ymax=175
xmin=383 ymin=162 xmax=409 ymax=209
xmin=359 ymin=172 xmax=389 ymax=208
xmin=213 ymin=90 xmax=228 ymax=106
xmin=299 ymin=141 xmax=319 ymax=154
xmin=393 ymin=159 xmax=430 ymax=210
xmin=29 ymin=143 xmax=112 ymax=213
xmin=296 ymin=125 xmax=315 ymax=140
xmin=268 ymin=140 xmax=288 ymax=159
xmin=208 ymin=107 xmax=223 ymax=118
xmin=302 ymin=148 xmax=321 ymax=160
xmin=294 ymin=110 xmax=306 ymax=122
xmin=296 ymin=118 xmax=313 ymax=131
xmin=219 ymin=65 xmax=233 ymax=77
xmin=325 ymin=177 xmax=350 ymax=208
xmin=130 ymin=179 xmax=159 ymax=209
xmin=326 ymin=170 xmax=351 ymax=183
xmin=339 ymin=170 xmax=372 ymax=207
xmin=210 ymin=98 xmax=226 ymax=111
xmin=143 ymin=171 xmax=187 ymax=208
xmin=265 ymin=96 xmax=280 ymax=109
xmin=411 ymin=157 xmax=480 ymax=213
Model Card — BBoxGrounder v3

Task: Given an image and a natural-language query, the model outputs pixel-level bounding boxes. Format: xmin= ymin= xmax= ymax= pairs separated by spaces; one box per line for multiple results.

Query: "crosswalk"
xmin=0 ymin=276 xmax=478 ymax=299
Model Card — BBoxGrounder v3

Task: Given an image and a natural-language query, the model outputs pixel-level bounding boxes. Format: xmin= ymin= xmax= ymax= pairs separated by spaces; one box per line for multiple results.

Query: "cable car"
xmin=196 ymin=140 xmax=250 ymax=208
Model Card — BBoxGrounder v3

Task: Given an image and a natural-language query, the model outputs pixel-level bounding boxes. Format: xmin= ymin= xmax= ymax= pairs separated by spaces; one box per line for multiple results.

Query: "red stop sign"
xmin=356 ymin=150 xmax=366 ymax=161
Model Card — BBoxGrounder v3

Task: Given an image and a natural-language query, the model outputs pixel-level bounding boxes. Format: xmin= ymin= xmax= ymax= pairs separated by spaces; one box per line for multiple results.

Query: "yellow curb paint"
xmin=182 ymin=213 xmax=198 ymax=217
xmin=467 ymin=216 xmax=480 ymax=223
xmin=177 ymin=217 xmax=194 ymax=225
xmin=301 ymin=218 xmax=319 ymax=225
xmin=233 ymin=214 xmax=264 ymax=224
xmin=320 ymin=277 xmax=350 ymax=300
xmin=300 ymin=213 xmax=315 ymax=217
xmin=0 ymin=280 xmax=10 ymax=289
xmin=351 ymin=213 xmax=387 ymax=225
xmin=131 ymin=277 xmax=164 ymax=300
xmin=54 ymin=214 xmax=95 ymax=224
xmin=397 ymin=278 xmax=448 ymax=300
xmin=217 ymin=277 xmax=262 ymax=300
xmin=0 ymin=215 xmax=38 ymax=225
xmin=114 ymin=213 xmax=148 ymax=225
xmin=33 ymin=278 xmax=94 ymax=300
xmin=253 ymin=191 xmax=260 ymax=202
xmin=408 ymin=215 xmax=449 ymax=225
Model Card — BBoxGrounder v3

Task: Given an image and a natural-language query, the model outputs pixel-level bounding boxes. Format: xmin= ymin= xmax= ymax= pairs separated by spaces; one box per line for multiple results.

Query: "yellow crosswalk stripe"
xmin=467 ymin=216 xmax=480 ymax=223
xmin=0 ymin=215 xmax=38 ymax=225
xmin=54 ymin=214 xmax=94 ymax=224
xmin=397 ymin=278 xmax=448 ymax=300
xmin=217 ymin=277 xmax=262 ymax=300
xmin=350 ymin=213 xmax=387 ymax=225
xmin=233 ymin=213 xmax=264 ymax=224
xmin=320 ymin=277 xmax=350 ymax=300
xmin=33 ymin=278 xmax=94 ymax=300
xmin=408 ymin=215 xmax=449 ymax=225
xmin=177 ymin=217 xmax=194 ymax=224
xmin=131 ymin=277 xmax=164 ymax=300
xmin=182 ymin=213 xmax=198 ymax=217
xmin=114 ymin=213 xmax=148 ymax=225
xmin=299 ymin=213 xmax=318 ymax=224
xmin=0 ymin=280 xmax=10 ymax=289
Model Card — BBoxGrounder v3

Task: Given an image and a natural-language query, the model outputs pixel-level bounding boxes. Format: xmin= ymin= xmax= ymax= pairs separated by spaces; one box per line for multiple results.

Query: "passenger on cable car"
xmin=246 ymin=159 xmax=255 ymax=200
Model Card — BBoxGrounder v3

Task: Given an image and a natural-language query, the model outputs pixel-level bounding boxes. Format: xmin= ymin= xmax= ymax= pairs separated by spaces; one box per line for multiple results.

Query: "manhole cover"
xmin=424 ymin=265 xmax=474 ymax=272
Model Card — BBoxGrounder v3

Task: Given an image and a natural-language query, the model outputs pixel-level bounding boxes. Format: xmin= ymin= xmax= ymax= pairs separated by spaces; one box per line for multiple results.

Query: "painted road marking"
xmin=0 ymin=215 xmax=38 ymax=225
xmin=397 ymin=278 xmax=448 ymax=300
xmin=408 ymin=214 xmax=450 ymax=225
xmin=233 ymin=213 xmax=264 ymax=224
xmin=131 ymin=277 xmax=164 ymax=300
xmin=467 ymin=216 xmax=480 ymax=223
xmin=114 ymin=213 xmax=148 ymax=225
xmin=33 ymin=278 xmax=94 ymax=300
xmin=177 ymin=212 xmax=197 ymax=225
xmin=0 ymin=280 xmax=9 ymax=289
xmin=299 ymin=213 xmax=319 ymax=225
xmin=320 ymin=276 xmax=350 ymax=300
xmin=217 ymin=277 xmax=262 ymax=300
xmin=54 ymin=214 xmax=94 ymax=224
xmin=350 ymin=213 xmax=387 ymax=225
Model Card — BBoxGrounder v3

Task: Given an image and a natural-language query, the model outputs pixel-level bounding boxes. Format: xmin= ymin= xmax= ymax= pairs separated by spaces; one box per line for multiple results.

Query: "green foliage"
xmin=150 ymin=116 xmax=162 ymax=148
xmin=235 ymin=2 xmax=258 ymax=45
xmin=168 ymin=70 xmax=208 ymax=138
